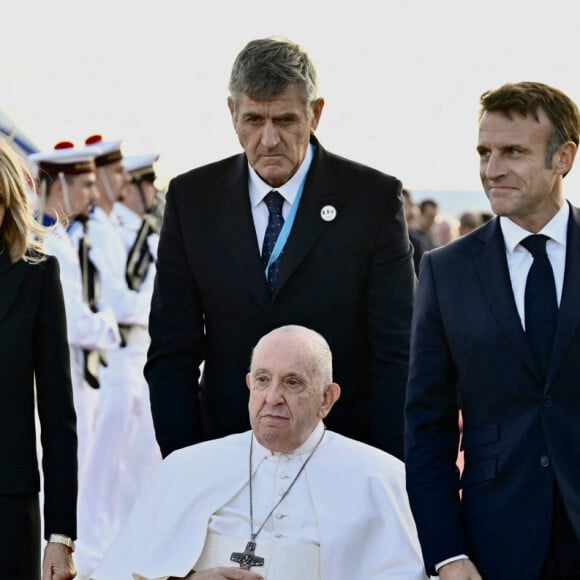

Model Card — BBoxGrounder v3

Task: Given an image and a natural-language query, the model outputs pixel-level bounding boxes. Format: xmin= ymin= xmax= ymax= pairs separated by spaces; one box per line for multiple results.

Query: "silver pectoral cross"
xmin=230 ymin=540 xmax=265 ymax=569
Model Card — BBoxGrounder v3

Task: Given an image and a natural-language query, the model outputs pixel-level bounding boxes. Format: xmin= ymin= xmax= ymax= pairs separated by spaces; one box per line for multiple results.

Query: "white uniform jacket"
xmin=87 ymin=206 xmax=152 ymax=326
xmin=43 ymin=223 xmax=120 ymax=350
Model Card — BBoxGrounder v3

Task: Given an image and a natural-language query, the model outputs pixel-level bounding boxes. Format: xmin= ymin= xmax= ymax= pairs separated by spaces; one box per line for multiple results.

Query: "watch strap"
xmin=48 ymin=533 xmax=75 ymax=551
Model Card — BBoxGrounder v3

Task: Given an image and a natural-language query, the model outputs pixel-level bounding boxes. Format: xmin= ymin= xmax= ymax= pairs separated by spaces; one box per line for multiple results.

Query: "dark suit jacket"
xmin=404 ymin=205 xmax=580 ymax=579
xmin=0 ymin=248 xmax=77 ymax=539
xmin=145 ymin=137 xmax=415 ymax=459
xmin=409 ymin=230 xmax=425 ymax=274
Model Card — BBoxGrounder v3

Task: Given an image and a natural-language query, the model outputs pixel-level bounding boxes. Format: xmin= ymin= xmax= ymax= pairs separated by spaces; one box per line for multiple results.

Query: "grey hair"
xmin=228 ymin=36 xmax=319 ymax=114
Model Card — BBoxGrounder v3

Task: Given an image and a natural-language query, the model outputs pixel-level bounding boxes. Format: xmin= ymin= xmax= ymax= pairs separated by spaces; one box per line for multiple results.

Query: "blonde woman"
xmin=0 ymin=138 xmax=77 ymax=579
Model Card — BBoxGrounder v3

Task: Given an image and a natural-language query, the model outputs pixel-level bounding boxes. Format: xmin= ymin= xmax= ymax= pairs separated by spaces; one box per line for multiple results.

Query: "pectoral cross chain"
xmin=230 ymin=541 xmax=264 ymax=569
xmin=230 ymin=430 xmax=325 ymax=570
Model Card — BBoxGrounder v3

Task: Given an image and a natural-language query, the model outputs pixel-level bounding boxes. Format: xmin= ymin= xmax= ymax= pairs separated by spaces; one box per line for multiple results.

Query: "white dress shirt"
xmin=248 ymin=144 xmax=314 ymax=253
xmin=500 ymin=202 xmax=568 ymax=328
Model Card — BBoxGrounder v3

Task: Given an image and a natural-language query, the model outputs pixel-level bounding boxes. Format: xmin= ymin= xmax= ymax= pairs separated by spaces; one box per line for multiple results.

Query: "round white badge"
xmin=320 ymin=205 xmax=337 ymax=222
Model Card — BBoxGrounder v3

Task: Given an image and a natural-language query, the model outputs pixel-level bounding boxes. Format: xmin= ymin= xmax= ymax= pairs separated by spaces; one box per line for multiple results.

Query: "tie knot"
xmin=520 ymin=234 xmax=550 ymax=257
xmin=264 ymin=190 xmax=284 ymax=216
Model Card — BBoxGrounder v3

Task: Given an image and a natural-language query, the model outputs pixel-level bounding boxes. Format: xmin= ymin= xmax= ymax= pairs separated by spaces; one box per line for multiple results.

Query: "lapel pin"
xmin=320 ymin=205 xmax=337 ymax=222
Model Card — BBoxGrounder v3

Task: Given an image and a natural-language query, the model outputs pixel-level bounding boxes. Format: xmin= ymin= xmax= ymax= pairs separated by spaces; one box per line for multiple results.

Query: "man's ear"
xmin=246 ymin=372 xmax=252 ymax=391
xmin=309 ymin=97 xmax=325 ymax=133
xmin=227 ymin=97 xmax=236 ymax=125
xmin=49 ymin=178 xmax=63 ymax=200
xmin=318 ymin=382 xmax=341 ymax=419
xmin=554 ymin=141 xmax=577 ymax=176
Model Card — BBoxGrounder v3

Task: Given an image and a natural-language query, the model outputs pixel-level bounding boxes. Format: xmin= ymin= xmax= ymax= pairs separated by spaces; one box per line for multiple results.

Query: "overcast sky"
xmin=3 ymin=0 xmax=580 ymax=205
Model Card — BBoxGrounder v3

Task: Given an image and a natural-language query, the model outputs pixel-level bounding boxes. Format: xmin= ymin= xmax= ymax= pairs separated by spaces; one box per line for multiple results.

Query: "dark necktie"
xmin=261 ymin=190 xmax=285 ymax=292
xmin=520 ymin=234 xmax=558 ymax=378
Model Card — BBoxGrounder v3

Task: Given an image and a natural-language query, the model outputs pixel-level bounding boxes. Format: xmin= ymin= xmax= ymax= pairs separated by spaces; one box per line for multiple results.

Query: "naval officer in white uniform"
xmin=111 ymin=152 xmax=163 ymax=524
xmin=29 ymin=142 xmax=121 ymax=478
xmin=94 ymin=325 xmax=426 ymax=580
xmin=73 ymin=136 xmax=154 ymax=578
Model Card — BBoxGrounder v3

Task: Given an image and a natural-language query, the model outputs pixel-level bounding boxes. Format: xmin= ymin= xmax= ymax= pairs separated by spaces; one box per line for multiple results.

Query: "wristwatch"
xmin=48 ymin=534 xmax=75 ymax=551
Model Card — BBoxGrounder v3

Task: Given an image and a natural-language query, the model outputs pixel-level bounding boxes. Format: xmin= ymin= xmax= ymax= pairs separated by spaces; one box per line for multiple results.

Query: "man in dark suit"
xmin=145 ymin=36 xmax=415 ymax=461
xmin=405 ymin=81 xmax=580 ymax=579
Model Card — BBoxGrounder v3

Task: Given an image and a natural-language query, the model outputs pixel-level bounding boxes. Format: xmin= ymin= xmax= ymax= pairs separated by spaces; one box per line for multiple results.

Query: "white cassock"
xmin=93 ymin=423 xmax=427 ymax=580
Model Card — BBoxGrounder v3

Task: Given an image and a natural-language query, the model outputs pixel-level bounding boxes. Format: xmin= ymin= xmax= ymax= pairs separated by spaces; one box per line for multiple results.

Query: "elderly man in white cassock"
xmin=93 ymin=325 xmax=427 ymax=580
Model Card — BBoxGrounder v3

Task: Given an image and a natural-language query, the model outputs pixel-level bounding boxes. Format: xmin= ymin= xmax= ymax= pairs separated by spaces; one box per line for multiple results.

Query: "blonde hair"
xmin=0 ymin=139 xmax=48 ymax=263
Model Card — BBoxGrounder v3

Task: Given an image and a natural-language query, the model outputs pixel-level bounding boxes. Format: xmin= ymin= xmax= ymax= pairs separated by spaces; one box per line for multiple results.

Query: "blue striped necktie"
xmin=261 ymin=190 xmax=285 ymax=292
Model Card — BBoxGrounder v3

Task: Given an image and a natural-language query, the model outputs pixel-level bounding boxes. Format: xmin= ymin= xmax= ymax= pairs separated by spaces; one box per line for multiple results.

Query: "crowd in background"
xmin=402 ymin=187 xmax=492 ymax=272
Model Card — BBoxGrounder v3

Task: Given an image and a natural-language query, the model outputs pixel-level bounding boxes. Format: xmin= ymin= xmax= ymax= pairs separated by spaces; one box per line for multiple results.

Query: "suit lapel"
xmin=210 ymin=143 xmax=351 ymax=305
xmin=272 ymin=142 xmax=349 ymax=300
xmin=473 ymin=219 xmax=543 ymax=381
xmin=0 ymin=246 xmax=24 ymax=323
xmin=209 ymin=155 xmax=271 ymax=309
xmin=547 ymin=203 xmax=580 ymax=387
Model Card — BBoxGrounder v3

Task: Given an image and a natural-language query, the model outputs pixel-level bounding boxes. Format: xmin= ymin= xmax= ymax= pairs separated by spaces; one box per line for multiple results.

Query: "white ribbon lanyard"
xmin=264 ymin=175 xmax=307 ymax=279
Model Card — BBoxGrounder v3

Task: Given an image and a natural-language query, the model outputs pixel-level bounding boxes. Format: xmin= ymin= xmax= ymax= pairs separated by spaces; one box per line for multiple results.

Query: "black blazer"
xmin=0 ymin=247 xmax=77 ymax=539
xmin=405 ymin=205 xmax=580 ymax=578
xmin=146 ymin=137 xmax=415 ymax=460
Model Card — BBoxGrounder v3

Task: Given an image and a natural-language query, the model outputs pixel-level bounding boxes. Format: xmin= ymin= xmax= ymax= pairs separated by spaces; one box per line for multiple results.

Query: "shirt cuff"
xmin=435 ymin=554 xmax=469 ymax=572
